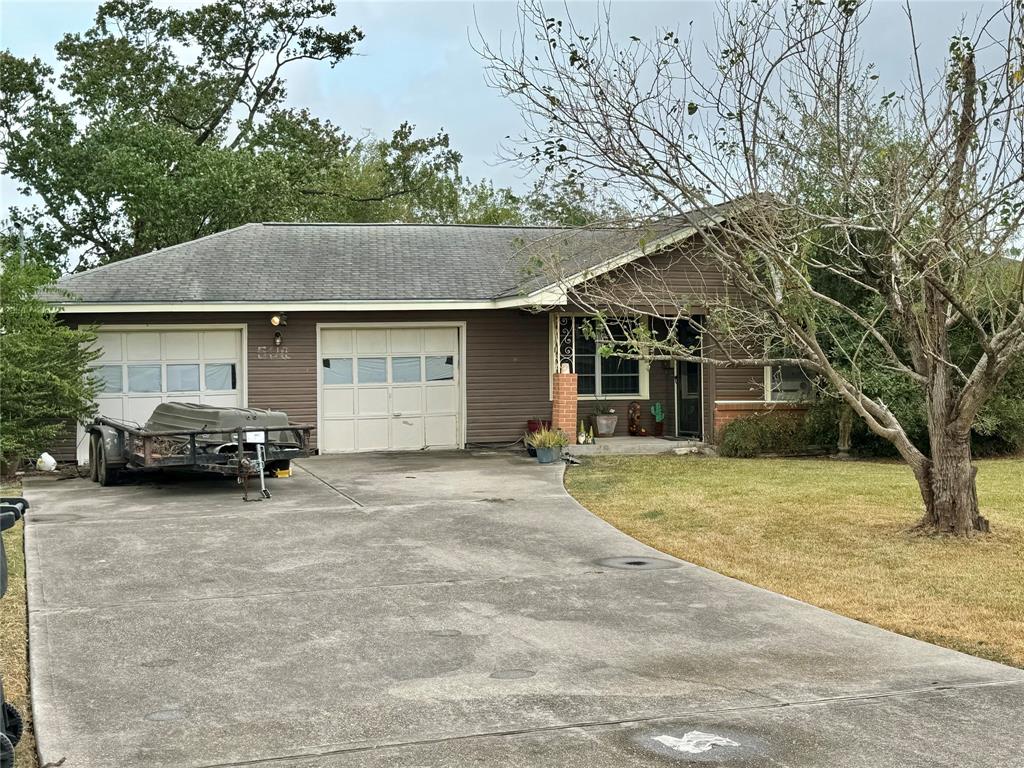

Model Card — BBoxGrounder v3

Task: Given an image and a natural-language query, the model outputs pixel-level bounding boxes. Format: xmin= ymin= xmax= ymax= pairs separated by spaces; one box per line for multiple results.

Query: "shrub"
xmin=799 ymin=361 xmax=1024 ymax=458
xmin=1 ymin=251 xmax=99 ymax=476
xmin=719 ymin=411 xmax=819 ymax=458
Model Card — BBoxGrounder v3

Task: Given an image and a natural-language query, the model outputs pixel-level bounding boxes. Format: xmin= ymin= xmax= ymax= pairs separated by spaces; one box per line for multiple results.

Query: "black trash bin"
xmin=1 ymin=496 xmax=29 ymax=768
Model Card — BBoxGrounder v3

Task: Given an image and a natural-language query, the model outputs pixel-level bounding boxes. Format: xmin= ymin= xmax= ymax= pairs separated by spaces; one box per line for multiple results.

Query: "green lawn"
xmin=565 ymin=456 xmax=1024 ymax=668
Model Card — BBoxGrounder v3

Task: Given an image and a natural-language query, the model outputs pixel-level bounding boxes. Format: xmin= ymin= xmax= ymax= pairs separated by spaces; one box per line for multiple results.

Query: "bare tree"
xmin=480 ymin=0 xmax=1024 ymax=535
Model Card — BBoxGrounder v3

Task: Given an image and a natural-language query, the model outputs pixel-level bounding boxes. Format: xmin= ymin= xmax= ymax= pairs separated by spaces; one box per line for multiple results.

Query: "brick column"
xmin=552 ymin=369 xmax=579 ymax=444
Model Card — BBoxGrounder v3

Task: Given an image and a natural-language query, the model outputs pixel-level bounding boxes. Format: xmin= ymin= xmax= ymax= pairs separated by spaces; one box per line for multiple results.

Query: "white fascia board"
xmin=55 ymin=295 xmax=568 ymax=314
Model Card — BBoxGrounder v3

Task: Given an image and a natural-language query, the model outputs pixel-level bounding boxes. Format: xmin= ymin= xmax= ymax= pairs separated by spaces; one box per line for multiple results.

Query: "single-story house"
xmin=51 ymin=213 xmax=809 ymax=464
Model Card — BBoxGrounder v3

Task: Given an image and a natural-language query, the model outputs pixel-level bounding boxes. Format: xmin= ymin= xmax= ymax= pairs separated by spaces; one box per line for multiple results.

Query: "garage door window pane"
xmin=425 ymin=355 xmax=455 ymax=381
xmin=322 ymin=358 xmax=353 ymax=385
xmin=205 ymin=363 xmax=237 ymax=391
xmin=392 ymin=356 xmax=422 ymax=383
xmin=357 ymin=357 xmax=386 ymax=384
xmin=93 ymin=365 xmax=123 ymax=393
xmin=127 ymin=365 xmax=161 ymax=392
xmin=166 ymin=364 xmax=200 ymax=392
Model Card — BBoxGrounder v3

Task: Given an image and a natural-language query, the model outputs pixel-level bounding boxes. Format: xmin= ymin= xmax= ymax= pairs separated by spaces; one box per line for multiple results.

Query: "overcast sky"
xmin=0 ymin=0 xmax=1003 ymax=209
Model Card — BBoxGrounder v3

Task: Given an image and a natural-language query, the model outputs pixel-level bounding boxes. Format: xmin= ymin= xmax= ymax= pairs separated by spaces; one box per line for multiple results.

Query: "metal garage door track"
xmin=23 ymin=452 xmax=1024 ymax=767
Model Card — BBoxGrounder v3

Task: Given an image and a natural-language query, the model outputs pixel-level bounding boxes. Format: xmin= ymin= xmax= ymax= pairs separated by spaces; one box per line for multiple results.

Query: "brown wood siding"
xmin=50 ymin=425 xmax=80 ymax=465
xmin=639 ymin=238 xmax=732 ymax=305
xmin=715 ymin=366 xmax=766 ymax=401
xmin=58 ymin=309 xmax=557 ymax=453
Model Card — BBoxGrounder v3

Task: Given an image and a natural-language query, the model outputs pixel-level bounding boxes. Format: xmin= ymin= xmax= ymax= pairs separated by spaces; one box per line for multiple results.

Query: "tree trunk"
xmin=915 ymin=431 xmax=989 ymax=535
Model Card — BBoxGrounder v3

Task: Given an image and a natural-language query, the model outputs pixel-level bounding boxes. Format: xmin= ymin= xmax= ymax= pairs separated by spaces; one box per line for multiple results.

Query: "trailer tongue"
xmin=87 ymin=403 xmax=313 ymax=499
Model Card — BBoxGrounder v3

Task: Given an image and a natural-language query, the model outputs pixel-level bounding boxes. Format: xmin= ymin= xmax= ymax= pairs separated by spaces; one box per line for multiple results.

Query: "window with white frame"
xmin=91 ymin=361 xmax=238 ymax=394
xmin=556 ymin=315 xmax=647 ymax=398
xmin=765 ymin=365 xmax=813 ymax=402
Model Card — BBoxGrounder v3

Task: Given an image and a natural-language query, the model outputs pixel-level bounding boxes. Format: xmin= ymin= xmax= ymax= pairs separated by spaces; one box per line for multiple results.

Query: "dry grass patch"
xmin=565 ymin=456 xmax=1024 ymax=668
xmin=1 ymin=486 xmax=36 ymax=768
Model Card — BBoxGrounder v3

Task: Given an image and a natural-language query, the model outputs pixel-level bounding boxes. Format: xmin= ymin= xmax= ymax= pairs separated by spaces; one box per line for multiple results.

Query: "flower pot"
xmin=652 ymin=421 xmax=664 ymax=437
xmin=535 ymin=446 xmax=561 ymax=464
xmin=593 ymin=414 xmax=618 ymax=437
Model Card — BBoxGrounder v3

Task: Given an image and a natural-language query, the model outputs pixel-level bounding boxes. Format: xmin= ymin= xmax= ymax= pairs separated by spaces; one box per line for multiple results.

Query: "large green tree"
xmin=0 ymin=0 xmax=466 ymax=269
xmin=1 ymin=0 xmax=620 ymax=270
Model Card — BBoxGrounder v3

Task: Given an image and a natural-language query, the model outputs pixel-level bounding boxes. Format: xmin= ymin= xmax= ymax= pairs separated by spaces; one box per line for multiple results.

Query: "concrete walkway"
xmin=23 ymin=452 xmax=1024 ymax=767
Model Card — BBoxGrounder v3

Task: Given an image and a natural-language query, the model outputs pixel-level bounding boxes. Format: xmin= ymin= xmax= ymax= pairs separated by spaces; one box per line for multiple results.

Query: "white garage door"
xmin=78 ymin=328 xmax=244 ymax=463
xmin=319 ymin=326 xmax=462 ymax=452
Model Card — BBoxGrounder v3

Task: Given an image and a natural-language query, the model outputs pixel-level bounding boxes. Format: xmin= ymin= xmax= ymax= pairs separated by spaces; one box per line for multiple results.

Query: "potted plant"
xmin=592 ymin=402 xmax=618 ymax=437
xmin=525 ymin=418 xmax=552 ymax=456
xmin=650 ymin=401 xmax=665 ymax=436
xmin=525 ymin=427 xmax=569 ymax=464
xmin=526 ymin=418 xmax=551 ymax=434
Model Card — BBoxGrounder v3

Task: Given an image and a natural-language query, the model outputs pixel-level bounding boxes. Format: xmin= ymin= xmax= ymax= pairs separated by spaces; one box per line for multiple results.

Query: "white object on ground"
xmin=36 ymin=452 xmax=57 ymax=471
xmin=652 ymin=731 xmax=740 ymax=754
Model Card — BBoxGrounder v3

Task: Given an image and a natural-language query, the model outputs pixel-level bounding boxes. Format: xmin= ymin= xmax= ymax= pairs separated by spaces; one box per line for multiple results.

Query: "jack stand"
xmin=240 ymin=444 xmax=272 ymax=502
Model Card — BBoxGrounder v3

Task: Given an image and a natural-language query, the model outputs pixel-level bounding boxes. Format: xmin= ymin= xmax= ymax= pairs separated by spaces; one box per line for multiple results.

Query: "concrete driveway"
xmin=24 ymin=452 xmax=1024 ymax=767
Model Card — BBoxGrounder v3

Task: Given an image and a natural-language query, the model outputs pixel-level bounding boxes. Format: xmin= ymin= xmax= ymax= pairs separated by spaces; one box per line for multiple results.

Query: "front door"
xmin=676 ymin=360 xmax=702 ymax=438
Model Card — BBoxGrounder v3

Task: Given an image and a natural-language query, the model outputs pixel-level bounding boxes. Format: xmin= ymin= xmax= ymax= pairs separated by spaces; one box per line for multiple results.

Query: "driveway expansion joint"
xmin=294 ymin=464 xmax=364 ymax=507
xmin=31 ymin=564 xmax=684 ymax=613
xmin=191 ymin=679 xmax=1024 ymax=768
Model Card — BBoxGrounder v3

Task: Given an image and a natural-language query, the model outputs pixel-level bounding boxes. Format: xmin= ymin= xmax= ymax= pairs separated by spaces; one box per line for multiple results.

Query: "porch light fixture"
xmin=273 ymin=331 xmax=283 ymax=347
xmin=270 ymin=312 xmax=288 ymax=327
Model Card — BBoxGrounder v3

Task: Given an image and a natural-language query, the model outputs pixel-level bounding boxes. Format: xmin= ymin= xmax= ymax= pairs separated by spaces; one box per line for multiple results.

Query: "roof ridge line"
xmin=57 ymin=223 xmax=258 ymax=282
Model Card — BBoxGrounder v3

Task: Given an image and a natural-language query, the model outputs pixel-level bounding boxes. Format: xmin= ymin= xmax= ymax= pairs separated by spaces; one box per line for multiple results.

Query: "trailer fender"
xmin=87 ymin=424 xmax=127 ymax=465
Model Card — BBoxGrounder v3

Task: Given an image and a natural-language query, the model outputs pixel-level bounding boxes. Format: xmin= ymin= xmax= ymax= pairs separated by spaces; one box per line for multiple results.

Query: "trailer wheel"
xmin=97 ymin=442 xmax=118 ymax=487
xmin=2 ymin=702 xmax=22 ymax=747
xmin=0 ymin=732 xmax=12 ymax=768
xmin=88 ymin=433 xmax=100 ymax=482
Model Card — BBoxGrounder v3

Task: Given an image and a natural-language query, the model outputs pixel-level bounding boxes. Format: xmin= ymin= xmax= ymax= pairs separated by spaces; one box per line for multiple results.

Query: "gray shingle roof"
xmin=53 ymin=205 xmax=734 ymax=306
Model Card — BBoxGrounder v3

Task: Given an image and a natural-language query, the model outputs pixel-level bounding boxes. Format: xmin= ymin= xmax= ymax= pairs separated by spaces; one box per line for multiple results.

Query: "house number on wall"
xmin=256 ymin=345 xmax=291 ymax=360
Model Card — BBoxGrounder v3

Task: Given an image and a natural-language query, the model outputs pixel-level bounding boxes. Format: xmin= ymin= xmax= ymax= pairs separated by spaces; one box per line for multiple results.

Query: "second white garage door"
xmin=319 ymin=325 xmax=462 ymax=452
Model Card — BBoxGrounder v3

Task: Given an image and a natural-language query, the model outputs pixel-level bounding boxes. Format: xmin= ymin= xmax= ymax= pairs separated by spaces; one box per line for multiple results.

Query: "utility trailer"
xmin=86 ymin=403 xmax=313 ymax=497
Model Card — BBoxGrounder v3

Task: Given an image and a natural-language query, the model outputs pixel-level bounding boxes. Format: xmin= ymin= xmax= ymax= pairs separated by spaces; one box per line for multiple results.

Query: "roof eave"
xmin=54 ymin=293 xmax=569 ymax=314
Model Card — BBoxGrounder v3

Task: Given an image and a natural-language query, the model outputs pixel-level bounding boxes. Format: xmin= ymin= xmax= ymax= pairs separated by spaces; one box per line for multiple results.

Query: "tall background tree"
xmin=481 ymin=0 xmax=1024 ymax=535
xmin=1 ymin=0 xmax=613 ymax=271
